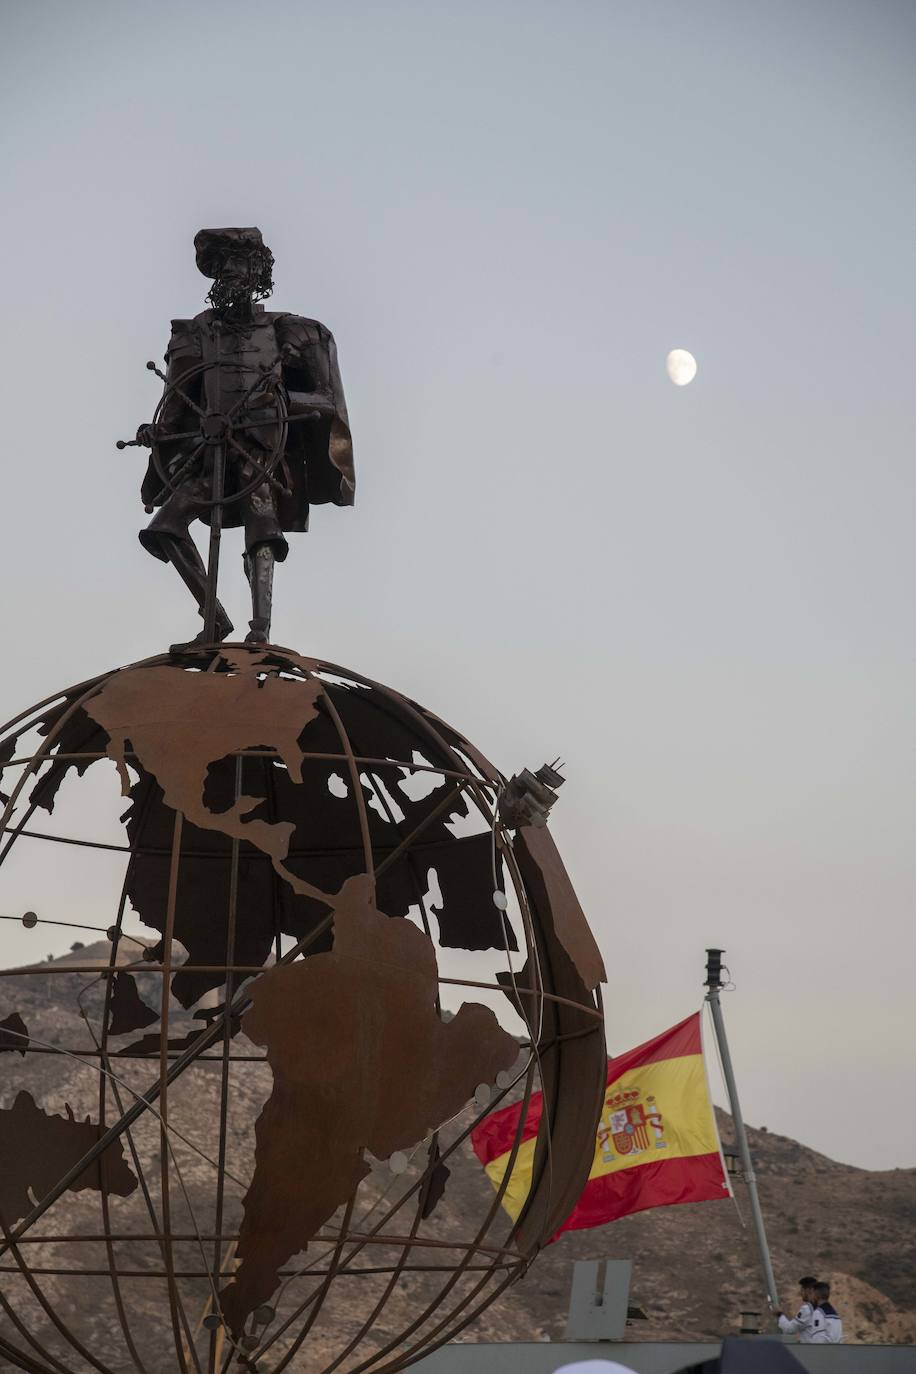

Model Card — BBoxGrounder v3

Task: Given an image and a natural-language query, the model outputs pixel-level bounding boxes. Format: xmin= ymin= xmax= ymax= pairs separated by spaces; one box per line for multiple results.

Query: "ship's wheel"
xmin=118 ymin=346 xmax=296 ymax=508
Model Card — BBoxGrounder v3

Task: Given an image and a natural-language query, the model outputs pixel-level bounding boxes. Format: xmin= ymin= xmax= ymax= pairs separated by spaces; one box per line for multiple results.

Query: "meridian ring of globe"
xmin=0 ymin=646 xmax=606 ymax=1374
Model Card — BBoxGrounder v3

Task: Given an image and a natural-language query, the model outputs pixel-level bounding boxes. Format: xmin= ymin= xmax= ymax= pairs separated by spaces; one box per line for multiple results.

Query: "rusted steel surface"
xmin=418 ymin=1144 xmax=451 ymax=1221
xmin=515 ymin=825 xmax=607 ymax=991
xmin=0 ymin=645 xmax=606 ymax=1373
xmin=0 ymin=1013 xmax=29 ymax=1055
xmin=0 ymin=1091 xmax=137 ymax=1225
xmin=221 ymin=875 xmax=518 ymax=1334
xmin=505 ymin=834 xmax=608 ymax=1254
xmin=83 ymin=666 xmax=324 ymax=860
xmin=106 ymin=973 xmax=159 ymax=1037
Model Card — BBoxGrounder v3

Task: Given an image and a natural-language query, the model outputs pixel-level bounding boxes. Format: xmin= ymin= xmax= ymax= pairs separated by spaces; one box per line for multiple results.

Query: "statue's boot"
xmin=160 ymin=534 xmax=233 ymax=649
xmin=243 ymin=544 xmax=275 ymax=645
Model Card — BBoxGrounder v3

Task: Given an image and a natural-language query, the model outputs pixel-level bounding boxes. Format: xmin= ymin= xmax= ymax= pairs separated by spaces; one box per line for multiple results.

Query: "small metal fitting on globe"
xmin=142 ymin=945 xmax=158 ymax=961
xmin=253 ymin=1306 xmax=275 ymax=1326
xmin=498 ymin=760 xmax=565 ymax=829
xmin=202 ymin=1314 xmax=222 ymax=1331
xmin=388 ymin=1150 xmax=408 ymax=1175
xmin=496 ymin=1069 xmax=513 ymax=1090
xmin=241 ymin=1334 xmax=260 ymax=1351
xmin=474 ymin=1082 xmax=491 ymax=1107
xmin=106 ymin=926 xmax=118 ymax=941
xmin=21 ymin=911 xmax=38 ymax=928
xmin=492 ymin=889 xmax=508 ymax=911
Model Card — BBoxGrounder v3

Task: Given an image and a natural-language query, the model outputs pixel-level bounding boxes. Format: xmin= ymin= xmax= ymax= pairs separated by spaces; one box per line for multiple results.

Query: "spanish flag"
xmin=471 ymin=1012 xmax=730 ymax=1236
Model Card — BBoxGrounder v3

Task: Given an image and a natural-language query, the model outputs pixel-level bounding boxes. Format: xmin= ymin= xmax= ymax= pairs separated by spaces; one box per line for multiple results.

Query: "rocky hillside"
xmin=1 ymin=942 xmax=913 ymax=1370
xmin=462 ymin=1107 xmax=916 ymax=1345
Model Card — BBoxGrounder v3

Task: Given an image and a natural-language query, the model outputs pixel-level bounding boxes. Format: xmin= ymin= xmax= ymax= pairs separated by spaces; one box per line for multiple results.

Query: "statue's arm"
xmin=137 ymin=326 xmax=203 ymax=467
xmin=160 ymin=324 xmax=204 ymax=429
xmin=276 ymin=316 xmax=337 ymax=416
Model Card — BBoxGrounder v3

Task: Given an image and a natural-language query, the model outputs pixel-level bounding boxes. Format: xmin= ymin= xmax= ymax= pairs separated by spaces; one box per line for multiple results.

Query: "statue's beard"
xmin=207 ymin=255 xmax=274 ymax=317
xmin=207 ymin=278 xmax=254 ymax=317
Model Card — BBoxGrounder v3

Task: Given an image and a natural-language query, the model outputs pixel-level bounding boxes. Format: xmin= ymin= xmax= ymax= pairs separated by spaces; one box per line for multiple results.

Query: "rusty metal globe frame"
xmin=0 ymin=646 xmax=605 ymax=1374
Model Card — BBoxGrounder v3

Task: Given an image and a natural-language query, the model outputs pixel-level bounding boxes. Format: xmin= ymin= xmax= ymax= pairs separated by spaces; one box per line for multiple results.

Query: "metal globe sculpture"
xmin=0 ymin=644 xmax=606 ymax=1374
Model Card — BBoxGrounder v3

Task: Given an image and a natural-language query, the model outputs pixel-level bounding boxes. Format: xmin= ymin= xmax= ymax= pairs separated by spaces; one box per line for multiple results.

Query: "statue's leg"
xmin=242 ymin=481 xmax=288 ymax=645
xmin=140 ymin=478 xmax=233 ymax=646
xmin=243 ymin=543 xmax=275 ymax=645
xmin=160 ymin=533 xmax=234 ymax=644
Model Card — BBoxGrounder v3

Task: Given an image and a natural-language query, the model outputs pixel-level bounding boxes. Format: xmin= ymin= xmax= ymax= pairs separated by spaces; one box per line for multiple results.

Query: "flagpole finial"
xmin=705 ymin=947 xmax=725 ymax=988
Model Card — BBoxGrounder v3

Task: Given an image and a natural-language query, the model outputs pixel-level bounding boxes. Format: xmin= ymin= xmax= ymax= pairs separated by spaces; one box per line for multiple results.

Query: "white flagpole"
xmin=704 ymin=948 xmax=780 ymax=1312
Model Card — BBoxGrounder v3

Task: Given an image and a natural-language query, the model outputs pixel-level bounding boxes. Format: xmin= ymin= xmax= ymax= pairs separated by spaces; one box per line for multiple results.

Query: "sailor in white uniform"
xmin=775 ymin=1275 xmax=824 ymax=1343
xmin=813 ymin=1281 xmax=844 ymax=1343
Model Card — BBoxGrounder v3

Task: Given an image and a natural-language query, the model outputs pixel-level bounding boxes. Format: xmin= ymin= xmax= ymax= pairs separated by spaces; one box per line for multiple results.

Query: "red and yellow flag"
xmin=471 ymin=1011 xmax=729 ymax=1236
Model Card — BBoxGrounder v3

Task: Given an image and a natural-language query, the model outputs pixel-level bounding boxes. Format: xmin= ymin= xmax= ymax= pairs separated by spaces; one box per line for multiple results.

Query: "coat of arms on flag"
xmin=471 ymin=1011 xmax=730 ymax=1236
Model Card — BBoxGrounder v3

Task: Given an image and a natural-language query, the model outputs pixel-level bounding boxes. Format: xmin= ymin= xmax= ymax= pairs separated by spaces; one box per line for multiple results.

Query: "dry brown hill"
xmin=461 ymin=1108 xmax=916 ymax=1345
xmin=1 ymin=942 xmax=914 ymax=1368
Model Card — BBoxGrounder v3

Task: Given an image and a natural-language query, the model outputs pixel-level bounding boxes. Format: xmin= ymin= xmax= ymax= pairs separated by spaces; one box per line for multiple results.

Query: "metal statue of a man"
xmin=131 ymin=227 xmax=354 ymax=646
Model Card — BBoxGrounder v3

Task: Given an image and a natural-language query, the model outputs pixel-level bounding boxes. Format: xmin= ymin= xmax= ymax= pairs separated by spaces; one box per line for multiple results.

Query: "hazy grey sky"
xmin=2 ymin=0 xmax=915 ymax=1169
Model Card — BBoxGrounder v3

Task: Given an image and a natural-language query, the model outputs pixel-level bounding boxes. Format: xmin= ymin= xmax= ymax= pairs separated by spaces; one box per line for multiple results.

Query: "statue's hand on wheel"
xmin=115 ymin=424 xmax=157 ymax=451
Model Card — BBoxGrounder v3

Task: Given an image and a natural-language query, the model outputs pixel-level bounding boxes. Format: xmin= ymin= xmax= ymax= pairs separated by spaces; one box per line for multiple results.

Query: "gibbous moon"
xmin=666 ymin=348 xmax=698 ymax=386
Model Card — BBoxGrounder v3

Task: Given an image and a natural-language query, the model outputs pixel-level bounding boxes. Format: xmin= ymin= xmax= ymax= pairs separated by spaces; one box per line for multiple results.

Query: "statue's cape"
xmin=140 ymin=309 xmax=354 ymax=531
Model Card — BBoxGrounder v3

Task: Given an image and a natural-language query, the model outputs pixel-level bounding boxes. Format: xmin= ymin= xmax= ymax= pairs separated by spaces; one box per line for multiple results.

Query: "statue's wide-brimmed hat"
xmin=194 ymin=227 xmax=271 ymax=279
